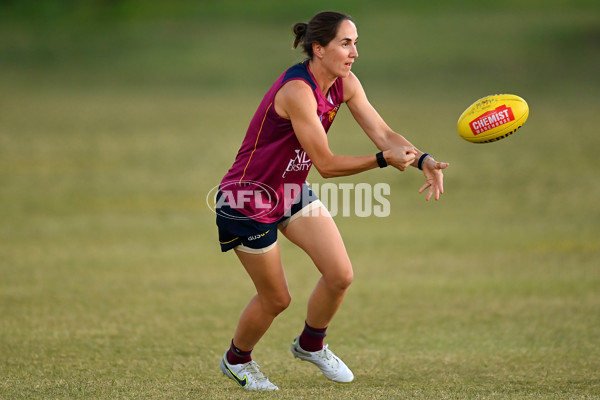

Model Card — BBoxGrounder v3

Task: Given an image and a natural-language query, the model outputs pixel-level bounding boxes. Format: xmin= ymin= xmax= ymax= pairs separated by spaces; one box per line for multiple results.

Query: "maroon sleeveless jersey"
xmin=219 ymin=62 xmax=343 ymax=223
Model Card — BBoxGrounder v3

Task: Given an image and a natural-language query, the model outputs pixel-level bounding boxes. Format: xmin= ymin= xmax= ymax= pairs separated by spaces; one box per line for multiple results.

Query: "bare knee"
xmin=323 ymin=261 xmax=354 ymax=292
xmin=336 ymin=266 xmax=354 ymax=291
xmin=260 ymin=291 xmax=292 ymax=316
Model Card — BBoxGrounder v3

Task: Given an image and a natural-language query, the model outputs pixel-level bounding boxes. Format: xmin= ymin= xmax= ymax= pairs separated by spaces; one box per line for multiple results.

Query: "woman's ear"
xmin=312 ymin=42 xmax=323 ymax=59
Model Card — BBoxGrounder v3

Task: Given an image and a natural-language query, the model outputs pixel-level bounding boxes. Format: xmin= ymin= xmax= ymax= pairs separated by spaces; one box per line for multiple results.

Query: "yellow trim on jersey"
xmin=239 ymin=102 xmax=272 ymax=184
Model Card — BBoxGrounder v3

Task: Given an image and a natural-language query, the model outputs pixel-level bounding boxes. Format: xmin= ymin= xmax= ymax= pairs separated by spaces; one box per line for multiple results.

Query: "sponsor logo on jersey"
xmin=282 ymin=149 xmax=312 ymax=178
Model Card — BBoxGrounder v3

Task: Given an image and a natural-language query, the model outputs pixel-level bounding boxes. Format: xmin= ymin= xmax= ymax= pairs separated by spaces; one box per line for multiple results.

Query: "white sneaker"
xmin=290 ymin=336 xmax=354 ymax=383
xmin=220 ymin=352 xmax=279 ymax=391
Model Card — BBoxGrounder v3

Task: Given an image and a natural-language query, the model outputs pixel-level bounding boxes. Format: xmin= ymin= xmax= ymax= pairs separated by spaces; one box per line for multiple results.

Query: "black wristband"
xmin=418 ymin=153 xmax=431 ymax=170
xmin=376 ymin=151 xmax=387 ymax=168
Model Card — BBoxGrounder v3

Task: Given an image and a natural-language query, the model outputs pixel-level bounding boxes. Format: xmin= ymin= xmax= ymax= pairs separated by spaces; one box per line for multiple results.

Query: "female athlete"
xmin=216 ymin=11 xmax=449 ymax=391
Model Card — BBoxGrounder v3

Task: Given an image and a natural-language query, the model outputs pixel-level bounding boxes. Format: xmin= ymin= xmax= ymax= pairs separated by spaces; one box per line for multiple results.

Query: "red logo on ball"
xmin=469 ymin=105 xmax=515 ymax=135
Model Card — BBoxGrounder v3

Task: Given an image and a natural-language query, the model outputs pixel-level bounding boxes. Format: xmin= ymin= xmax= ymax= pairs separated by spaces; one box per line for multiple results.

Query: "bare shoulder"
xmin=342 ymin=72 xmax=365 ymax=103
xmin=278 ymin=79 xmax=315 ymax=99
xmin=274 ymin=79 xmax=317 ymax=119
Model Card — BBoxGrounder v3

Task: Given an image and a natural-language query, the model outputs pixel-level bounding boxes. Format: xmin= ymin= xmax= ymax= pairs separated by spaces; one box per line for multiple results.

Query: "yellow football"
xmin=457 ymin=94 xmax=529 ymax=143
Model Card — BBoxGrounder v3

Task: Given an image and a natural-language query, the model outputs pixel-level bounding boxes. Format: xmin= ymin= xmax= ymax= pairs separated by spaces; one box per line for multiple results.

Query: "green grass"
xmin=1 ymin=1 xmax=600 ymax=398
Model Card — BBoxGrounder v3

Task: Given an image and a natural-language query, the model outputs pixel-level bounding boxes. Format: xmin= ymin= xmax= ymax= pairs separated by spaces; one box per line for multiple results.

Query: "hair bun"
xmin=292 ymin=22 xmax=308 ymax=48
xmin=293 ymin=22 xmax=307 ymax=37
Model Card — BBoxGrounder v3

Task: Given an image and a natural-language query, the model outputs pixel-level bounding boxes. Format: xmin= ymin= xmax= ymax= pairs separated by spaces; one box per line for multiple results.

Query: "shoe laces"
xmin=319 ymin=345 xmax=340 ymax=367
xmin=242 ymin=361 xmax=268 ymax=383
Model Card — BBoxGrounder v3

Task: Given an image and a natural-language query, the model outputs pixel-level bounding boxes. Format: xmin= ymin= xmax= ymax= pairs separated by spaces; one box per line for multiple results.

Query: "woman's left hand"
xmin=418 ymin=156 xmax=450 ymax=201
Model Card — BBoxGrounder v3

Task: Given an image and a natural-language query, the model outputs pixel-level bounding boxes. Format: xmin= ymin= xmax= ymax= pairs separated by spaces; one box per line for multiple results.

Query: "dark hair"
xmin=292 ymin=11 xmax=354 ymax=60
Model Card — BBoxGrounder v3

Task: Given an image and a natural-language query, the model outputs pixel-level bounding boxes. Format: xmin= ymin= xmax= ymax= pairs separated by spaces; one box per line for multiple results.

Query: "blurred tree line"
xmin=2 ymin=0 xmax=598 ymax=24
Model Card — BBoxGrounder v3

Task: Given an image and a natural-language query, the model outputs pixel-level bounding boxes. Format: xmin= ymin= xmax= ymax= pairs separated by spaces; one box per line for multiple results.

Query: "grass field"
xmin=1 ymin=1 xmax=599 ymax=398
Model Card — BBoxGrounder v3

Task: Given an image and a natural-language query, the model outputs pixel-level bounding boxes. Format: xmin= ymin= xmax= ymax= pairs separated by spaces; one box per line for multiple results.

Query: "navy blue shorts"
xmin=216 ymin=183 xmax=319 ymax=253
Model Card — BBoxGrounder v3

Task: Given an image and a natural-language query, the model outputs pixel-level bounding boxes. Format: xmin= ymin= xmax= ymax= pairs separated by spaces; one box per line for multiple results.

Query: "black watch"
xmin=376 ymin=151 xmax=387 ymax=168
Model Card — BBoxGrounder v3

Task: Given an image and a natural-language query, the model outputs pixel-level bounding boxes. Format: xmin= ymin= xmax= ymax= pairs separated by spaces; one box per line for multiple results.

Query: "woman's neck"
xmin=307 ymin=60 xmax=336 ymax=97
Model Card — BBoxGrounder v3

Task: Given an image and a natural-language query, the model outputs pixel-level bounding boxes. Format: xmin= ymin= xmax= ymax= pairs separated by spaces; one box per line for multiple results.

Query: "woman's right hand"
xmin=385 ymin=146 xmax=418 ymax=171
